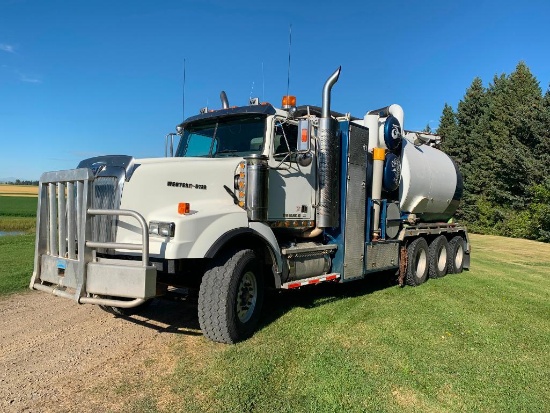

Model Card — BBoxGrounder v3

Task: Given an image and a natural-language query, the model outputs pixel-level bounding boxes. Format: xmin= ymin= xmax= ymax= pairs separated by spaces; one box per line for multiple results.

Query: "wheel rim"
xmin=455 ymin=245 xmax=464 ymax=268
xmin=415 ymin=249 xmax=427 ymax=279
xmin=236 ymin=270 xmax=258 ymax=323
xmin=438 ymin=245 xmax=447 ymax=272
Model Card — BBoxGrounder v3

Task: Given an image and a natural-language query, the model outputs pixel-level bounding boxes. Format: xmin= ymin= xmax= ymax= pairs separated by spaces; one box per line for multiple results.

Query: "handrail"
xmin=87 ymin=208 xmax=150 ymax=266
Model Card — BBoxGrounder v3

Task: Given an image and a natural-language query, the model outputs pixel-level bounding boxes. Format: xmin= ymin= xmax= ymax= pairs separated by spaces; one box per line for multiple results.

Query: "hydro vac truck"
xmin=31 ymin=67 xmax=470 ymax=344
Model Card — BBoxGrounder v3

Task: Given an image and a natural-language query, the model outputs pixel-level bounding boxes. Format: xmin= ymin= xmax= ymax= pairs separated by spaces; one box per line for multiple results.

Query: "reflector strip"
xmin=281 ymin=273 xmax=340 ymax=289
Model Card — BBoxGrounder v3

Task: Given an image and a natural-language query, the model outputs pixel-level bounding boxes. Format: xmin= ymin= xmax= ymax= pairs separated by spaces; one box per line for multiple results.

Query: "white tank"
xmin=399 ymin=138 xmax=462 ymax=222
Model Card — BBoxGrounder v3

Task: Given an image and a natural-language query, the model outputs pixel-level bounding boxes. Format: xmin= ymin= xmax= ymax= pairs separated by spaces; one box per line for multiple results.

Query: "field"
xmin=1 ymin=231 xmax=548 ymax=412
xmin=0 ymin=192 xmax=37 ymax=293
xmin=0 ymin=185 xmax=38 ymax=233
xmin=0 ymin=184 xmax=38 ymax=197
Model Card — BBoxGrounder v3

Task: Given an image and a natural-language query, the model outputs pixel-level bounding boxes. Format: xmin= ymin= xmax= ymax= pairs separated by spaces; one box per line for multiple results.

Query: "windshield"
xmin=175 ymin=115 xmax=266 ymax=158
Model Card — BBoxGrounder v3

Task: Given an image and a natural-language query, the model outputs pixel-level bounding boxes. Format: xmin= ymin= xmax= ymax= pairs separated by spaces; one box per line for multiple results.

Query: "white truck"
xmin=31 ymin=67 xmax=470 ymax=343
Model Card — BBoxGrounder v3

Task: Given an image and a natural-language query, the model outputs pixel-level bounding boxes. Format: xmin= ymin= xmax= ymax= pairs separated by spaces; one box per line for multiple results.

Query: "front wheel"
xmin=198 ymin=249 xmax=264 ymax=344
xmin=97 ymin=297 xmax=153 ymax=316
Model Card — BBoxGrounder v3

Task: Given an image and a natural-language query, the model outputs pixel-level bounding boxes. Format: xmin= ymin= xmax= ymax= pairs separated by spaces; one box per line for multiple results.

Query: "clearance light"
xmin=178 ymin=202 xmax=190 ymax=215
xmin=149 ymin=221 xmax=175 ymax=237
xmin=282 ymin=95 xmax=296 ymax=108
xmin=234 ymin=162 xmax=246 ymax=210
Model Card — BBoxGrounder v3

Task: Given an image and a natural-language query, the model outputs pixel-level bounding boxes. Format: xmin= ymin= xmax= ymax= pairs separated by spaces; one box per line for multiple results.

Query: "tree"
xmin=436 ymin=61 xmax=550 ymax=242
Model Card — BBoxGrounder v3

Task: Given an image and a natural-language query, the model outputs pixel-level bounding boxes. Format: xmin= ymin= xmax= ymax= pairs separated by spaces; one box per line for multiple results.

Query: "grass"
xmin=0 ymin=233 xmax=34 ymax=295
xmin=0 ymin=226 xmax=548 ymax=411
xmin=0 ymin=194 xmax=37 ymax=294
xmin=118 ymin=234 xmax=549 ymax=413
xmin=0 ymin=195 xmax=38 ymax=218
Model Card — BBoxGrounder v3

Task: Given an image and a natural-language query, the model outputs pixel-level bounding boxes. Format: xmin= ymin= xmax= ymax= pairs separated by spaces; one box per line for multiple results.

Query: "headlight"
xmin=149 ymin=221 xmax=175 ymax=237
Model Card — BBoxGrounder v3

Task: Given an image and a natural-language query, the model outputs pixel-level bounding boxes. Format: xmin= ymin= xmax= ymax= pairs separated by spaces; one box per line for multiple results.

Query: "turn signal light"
xmin=178 ymin=202 xmax=190 ymax=214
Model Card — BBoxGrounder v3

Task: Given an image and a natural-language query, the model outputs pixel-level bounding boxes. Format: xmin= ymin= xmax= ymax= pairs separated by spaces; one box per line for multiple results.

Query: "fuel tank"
xmin=399 ymin=138 xmax=463 ymax=222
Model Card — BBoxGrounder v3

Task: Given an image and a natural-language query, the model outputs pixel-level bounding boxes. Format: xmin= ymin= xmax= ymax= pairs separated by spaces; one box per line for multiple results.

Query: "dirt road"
xmin=0 ymin=291 xmax=202 ymax=412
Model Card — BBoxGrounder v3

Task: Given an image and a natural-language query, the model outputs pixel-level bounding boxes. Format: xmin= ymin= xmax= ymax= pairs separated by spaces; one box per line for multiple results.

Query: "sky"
xmin=1 ymin=0 xmax=550 ymax=180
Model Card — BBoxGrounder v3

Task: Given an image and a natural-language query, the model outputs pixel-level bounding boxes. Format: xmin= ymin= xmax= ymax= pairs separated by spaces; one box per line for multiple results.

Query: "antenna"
xmin=286 ymin=24 xmax=292 ymax=98
xmin=262 ymin=61 xmax=265 ymax=102
xmin=182 ymin=59 xmax=186 ymax=121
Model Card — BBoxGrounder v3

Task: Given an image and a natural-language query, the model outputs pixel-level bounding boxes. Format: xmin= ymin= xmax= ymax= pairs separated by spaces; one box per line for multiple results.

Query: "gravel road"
xmin=0 ymin=291 xmax=202 ymax=413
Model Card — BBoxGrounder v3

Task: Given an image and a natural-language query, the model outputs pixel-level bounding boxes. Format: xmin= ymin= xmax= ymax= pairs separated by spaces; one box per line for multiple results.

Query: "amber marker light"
xmin=178 ymin=202 xmax=190 ymax=214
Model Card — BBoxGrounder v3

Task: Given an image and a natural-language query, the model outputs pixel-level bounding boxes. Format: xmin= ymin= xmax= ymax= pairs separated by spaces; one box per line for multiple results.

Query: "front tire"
xmin=405 ymin=237 xmax=429 ymax=286
xmin=98 ymin=297 xmax=153 ymax=316
xmin=198 ymin=249 xmax=264 ymax=344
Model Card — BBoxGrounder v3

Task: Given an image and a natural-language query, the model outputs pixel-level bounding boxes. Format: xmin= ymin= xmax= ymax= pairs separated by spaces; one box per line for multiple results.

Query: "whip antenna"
xmin=262 ymin=61 xmax=265 ymax=102
xmin=182 ymin=59 xmax=186 ymax=121
xmin=286 ymin=24 xmax=292 ymax=97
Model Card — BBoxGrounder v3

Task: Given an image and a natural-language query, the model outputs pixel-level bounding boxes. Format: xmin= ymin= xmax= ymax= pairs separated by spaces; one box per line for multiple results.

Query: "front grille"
xmin=91 ymin=176 xmax=120 ymax=246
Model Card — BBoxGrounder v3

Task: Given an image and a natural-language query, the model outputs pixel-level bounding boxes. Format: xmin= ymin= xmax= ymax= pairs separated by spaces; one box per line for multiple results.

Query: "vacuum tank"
xmin=399 ymin=136 xmax=463 ymax=222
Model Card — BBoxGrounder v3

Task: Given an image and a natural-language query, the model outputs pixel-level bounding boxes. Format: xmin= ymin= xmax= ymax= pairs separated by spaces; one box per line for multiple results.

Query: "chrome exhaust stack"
xmin=220 ymin=91 xmax=229 ymax=109
xmin=316 ymin=67 xmax=341 ymax=228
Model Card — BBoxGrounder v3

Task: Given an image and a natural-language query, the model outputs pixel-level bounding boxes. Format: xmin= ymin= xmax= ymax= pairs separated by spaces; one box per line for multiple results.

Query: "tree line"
xmin=437 ymin=61 xmax=550 ymax=242
xmin=2 ymin=179 xmax=39 ymax=186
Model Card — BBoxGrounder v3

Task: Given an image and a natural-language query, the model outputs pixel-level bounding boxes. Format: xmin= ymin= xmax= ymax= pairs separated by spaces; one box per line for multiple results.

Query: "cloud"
xmin=19 ymin=73 xmax=41 ymax=83
xmin=14 ymin=69 xmax=41 ymax=83
xmin=0 ymin=43 xmax=16 ymax=53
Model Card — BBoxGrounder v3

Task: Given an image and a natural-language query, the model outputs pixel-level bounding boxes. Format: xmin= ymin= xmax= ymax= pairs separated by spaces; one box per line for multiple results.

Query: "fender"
xmin=205 ymin=222 xmax=284 ymax=288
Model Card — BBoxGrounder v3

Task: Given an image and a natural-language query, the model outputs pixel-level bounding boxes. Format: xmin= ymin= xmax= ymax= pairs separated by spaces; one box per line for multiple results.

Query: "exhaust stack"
xmin=220 ymin=91 xmax=229 ymax=109
xmin=316 ymin=67 xmax=342 ymax=228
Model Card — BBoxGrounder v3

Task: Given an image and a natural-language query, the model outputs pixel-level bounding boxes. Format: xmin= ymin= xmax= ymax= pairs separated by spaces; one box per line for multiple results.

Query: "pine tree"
xmin=437 ymin=103 xmax=458 ymax=155
xmin=435 ymin=62 xmax=549 ymax=241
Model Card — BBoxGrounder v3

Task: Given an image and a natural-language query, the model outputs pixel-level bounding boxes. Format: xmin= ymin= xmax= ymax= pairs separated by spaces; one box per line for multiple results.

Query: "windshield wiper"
xmin=217 ymin=149 xmax=238 ymax=153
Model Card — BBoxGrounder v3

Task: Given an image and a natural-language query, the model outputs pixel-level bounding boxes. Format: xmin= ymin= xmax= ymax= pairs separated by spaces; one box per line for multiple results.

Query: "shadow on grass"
xmin=259 ymin=270 xmax=398 ymax=330
xmin=118 ymin=270 xmax=398 ymax=339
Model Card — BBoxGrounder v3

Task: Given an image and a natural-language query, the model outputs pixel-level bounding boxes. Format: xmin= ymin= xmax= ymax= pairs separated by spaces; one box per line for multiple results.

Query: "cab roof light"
xmin=282 ymin=95 xmax=296 ymax=108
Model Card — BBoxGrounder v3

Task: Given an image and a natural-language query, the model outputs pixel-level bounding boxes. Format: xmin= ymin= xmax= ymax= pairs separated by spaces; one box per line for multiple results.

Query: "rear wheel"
xmin=198 ymin=249 xmax=264 ymax=344
xmin=447 ymin=236 xmax=465 ymax=274
xmin=405 ymin=237 xmax=429 ymax=286
xmin=428 ymin=235 xmax=449 ymax=279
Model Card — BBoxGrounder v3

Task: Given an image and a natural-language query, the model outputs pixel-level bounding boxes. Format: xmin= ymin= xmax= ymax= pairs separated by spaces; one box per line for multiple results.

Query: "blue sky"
xmin=1 ymin=0 xmax=549 ymax=180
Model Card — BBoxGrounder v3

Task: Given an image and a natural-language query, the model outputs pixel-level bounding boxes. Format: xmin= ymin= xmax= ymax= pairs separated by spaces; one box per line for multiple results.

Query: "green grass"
xmin=0 ymin=195 xmax=38 ymax=217
xmin=1 ymin=230 xmax=548 ymax=411
xmin=0 ymin=195 xmax=37 ymax=294
xmin=120 ymin=234 xmax=549 ymax=413
xmin=0 ymin=216 xmax=36 ymax=232
xmin=0 ymin=234 xmax=34 ymax=295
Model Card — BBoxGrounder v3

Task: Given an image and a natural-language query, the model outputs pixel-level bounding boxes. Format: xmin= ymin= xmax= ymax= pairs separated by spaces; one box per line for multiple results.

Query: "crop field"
xmin=0 ymin=195 xmax=37 ymax=232
xmin=0 ymin=184 xmax=38 ymax=197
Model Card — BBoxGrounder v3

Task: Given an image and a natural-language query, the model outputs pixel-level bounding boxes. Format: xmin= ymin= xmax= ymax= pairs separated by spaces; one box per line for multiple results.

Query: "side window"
xmin=273 ymin=121 xmax=298 ymax=160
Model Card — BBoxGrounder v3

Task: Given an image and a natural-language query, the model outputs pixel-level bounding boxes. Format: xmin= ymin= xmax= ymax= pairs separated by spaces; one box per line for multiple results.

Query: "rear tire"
xmin=428 ymin=235 xmax=449 ymax=279
xmin=447 ymin=236 xmax=465 ymax=274
xmin=198 ymin=249 xmax=264 ymax=344
xmin=405 ymin=237 xmax=429 ymax=286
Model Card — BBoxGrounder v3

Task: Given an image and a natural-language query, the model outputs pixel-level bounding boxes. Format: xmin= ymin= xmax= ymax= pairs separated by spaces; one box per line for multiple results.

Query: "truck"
xmin=30 ymin=67 xmax=470 ymax=343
